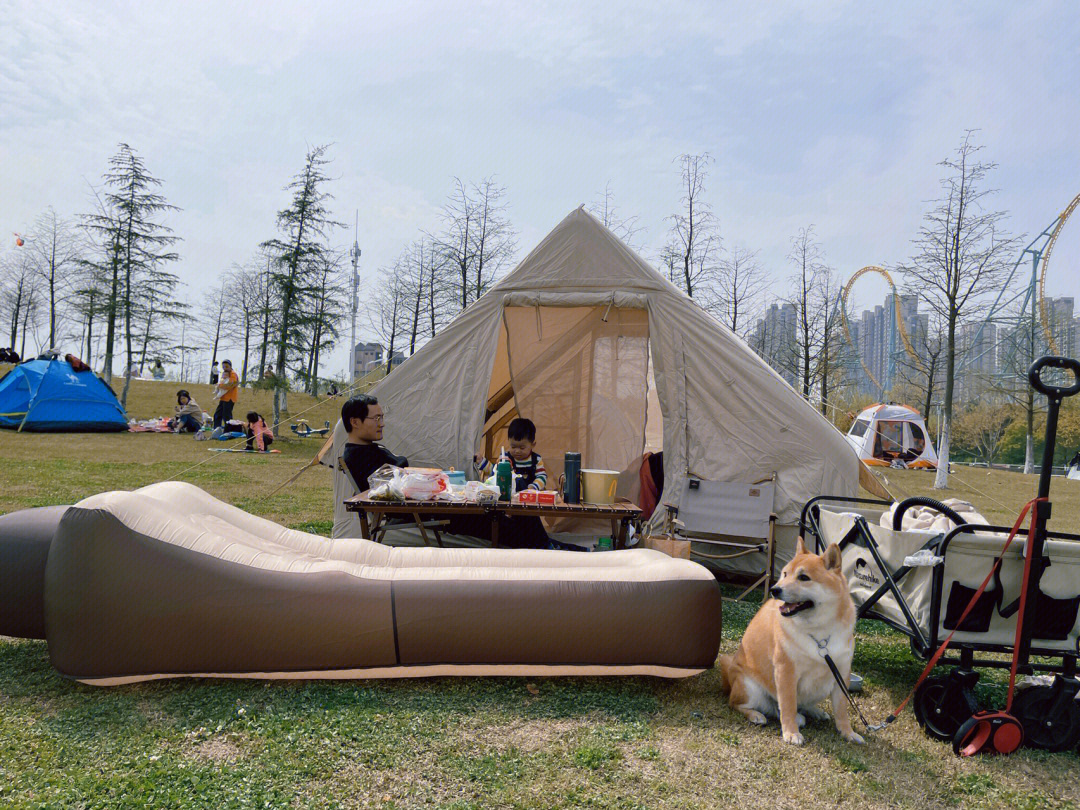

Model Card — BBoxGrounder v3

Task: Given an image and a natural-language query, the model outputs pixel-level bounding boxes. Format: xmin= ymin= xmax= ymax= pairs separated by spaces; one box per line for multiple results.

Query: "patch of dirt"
xmin=308 ymin=753 xmax=466 ymax=810
xmin=189 ymin=736 xmax=244 ymax=764
xmin=482 ymin=717 xmax=589 ymax=753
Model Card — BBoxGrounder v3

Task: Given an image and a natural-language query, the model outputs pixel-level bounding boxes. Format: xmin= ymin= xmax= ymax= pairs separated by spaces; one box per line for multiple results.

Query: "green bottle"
xmin=496 ymin=450 xmax=512 ymax=502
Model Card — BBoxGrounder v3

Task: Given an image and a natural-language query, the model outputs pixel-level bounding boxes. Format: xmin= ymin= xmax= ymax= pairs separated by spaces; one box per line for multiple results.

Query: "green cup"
xmin=596 ymin=536 xmax=613 ymax=551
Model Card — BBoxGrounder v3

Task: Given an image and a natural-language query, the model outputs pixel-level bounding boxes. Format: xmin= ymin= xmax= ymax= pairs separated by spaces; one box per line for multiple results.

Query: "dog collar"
xmin=808 ymin=633 xmax=831 ymax=657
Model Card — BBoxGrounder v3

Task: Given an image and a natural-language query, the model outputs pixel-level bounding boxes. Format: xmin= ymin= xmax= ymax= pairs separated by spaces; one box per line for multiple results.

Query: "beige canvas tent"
xmin=328 ymin=206 xmax=867 ymax=571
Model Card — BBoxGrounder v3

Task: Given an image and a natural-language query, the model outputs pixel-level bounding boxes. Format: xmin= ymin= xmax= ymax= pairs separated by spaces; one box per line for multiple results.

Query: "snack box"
xmin=518 ymin=490 xmax=557 ymax=505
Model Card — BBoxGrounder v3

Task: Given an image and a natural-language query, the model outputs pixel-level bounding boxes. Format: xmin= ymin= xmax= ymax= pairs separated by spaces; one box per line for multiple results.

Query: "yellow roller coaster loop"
xmin=1037 ymin=192 xmax=1080 ymax=354
xmin=840 ymin=265 xmax=926 ymax=393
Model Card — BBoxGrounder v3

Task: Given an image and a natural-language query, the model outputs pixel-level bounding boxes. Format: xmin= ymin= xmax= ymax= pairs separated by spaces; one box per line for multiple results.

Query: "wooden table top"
xmin=344 ymin=493 xmax=641 ymax=518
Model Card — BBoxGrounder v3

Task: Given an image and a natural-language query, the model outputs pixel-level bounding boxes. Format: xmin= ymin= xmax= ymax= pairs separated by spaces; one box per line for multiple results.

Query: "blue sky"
xmin=2 ymin=1 xmax=1078 ymax=374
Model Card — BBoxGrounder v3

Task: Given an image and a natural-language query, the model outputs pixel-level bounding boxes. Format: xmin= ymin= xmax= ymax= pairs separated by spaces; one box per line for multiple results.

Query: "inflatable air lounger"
xmin=0 ymin=482 xmax=722 ymax=685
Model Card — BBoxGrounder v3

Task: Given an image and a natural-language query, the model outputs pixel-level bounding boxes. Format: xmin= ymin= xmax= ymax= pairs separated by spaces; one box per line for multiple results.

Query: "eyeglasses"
xmin=364 ymin=415 xmax=385 ymax=424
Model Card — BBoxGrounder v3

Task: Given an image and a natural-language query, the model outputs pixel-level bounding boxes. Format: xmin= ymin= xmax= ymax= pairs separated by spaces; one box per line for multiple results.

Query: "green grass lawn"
xmin=1 ymin=378 xmax=1079 ymax=808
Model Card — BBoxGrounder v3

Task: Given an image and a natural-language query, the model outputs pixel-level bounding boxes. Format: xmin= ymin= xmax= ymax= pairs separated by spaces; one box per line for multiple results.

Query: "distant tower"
xmin=348 ymin=211 xmax=361 ymax=383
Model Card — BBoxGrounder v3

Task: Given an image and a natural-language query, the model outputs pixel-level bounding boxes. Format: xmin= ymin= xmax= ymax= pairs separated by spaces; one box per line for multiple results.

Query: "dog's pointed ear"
xmin=823 ymin=543 xmax=842 ymax=571
xmin=796 ymin=536 xmax=808 ymax=556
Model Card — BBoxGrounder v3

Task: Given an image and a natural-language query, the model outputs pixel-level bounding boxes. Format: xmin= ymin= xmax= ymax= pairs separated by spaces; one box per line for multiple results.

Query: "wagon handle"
xmin=1028 ymin=356 xmax=1080 ymax=399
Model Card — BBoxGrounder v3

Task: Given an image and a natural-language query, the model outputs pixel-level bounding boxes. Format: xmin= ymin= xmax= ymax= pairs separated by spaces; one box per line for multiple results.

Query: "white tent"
xmin=845 ymin=403 xmax=938 ymax=469
xmin=328 ymin=207 xmax=869 ymax=569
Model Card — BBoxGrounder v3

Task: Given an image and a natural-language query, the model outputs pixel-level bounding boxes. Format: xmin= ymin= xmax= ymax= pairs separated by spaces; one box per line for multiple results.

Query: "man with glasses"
xmin=341 ymin=395 xmax=408 ymax=493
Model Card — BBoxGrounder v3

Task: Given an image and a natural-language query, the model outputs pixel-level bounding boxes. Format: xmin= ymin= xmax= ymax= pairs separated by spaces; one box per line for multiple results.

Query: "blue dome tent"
xmin=0 ymin=359 xmax=128 ymax=432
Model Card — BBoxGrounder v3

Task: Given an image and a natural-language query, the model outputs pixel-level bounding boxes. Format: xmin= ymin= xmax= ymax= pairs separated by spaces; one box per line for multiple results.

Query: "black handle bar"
xmin=1028 ymin=355 xmax=1080 ymax=399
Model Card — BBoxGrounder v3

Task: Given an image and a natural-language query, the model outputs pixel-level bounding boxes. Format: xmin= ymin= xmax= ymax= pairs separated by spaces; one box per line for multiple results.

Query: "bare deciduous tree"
xmin=589 ymin=183 xmax=645 ymax=249
xmin=715 ymin=244 xmax=768 ymax=336
xmin=26 ymin=208 xmax=81 ymax=350
xmin=1 ymin=250 xmax=40 ymax=357
xmin=370 ymin=266 xmax=406 ymax=374
xmin=437 ymin=178 xmax=517 ymax=315
xmin=787 ymin=226 xmax=829 ymax=401
xmin=900 ymin=133 xmax=1020 ymax=489
xmin=666 ymin=153 xmax=721 ymax=302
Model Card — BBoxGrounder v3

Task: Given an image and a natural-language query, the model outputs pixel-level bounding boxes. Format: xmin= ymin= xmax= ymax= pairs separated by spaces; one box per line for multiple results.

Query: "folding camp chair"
xmin=337 ymin=457 xmax=448 ymax=547
xmin=664 ymin=474 xmax=778 ymax=603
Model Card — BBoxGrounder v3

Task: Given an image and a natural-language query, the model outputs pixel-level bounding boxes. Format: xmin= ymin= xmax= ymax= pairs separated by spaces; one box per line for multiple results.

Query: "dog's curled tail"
xmin=719 ymin=654 xmax=734 ymax=694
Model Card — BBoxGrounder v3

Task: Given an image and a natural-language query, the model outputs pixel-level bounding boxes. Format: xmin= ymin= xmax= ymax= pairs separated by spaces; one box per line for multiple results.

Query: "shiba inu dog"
xmin=720 ymin=538 xmax=864 ymax=745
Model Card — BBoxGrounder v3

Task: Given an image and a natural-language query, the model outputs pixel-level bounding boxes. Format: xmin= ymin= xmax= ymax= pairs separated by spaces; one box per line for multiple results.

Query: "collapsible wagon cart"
xmin=801 ymin=356 xmax=1080 ymax=753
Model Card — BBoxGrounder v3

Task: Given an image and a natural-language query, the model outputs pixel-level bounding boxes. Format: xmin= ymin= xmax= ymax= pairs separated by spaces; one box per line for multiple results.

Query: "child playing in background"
xmin=245 ymin=411 xmax=273 ymax=452
xmin=473 ymin=417 xmax=548 ymax=492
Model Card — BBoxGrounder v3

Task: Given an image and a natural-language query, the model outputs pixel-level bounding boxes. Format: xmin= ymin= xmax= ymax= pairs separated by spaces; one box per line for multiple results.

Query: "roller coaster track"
xmin=840 ymin=265 xmax=926 ymax=393
xmin=1037 ymin=193 xmax=1080 ymax=353
xmin=959 ymin=191 xmax=1078 ymax=371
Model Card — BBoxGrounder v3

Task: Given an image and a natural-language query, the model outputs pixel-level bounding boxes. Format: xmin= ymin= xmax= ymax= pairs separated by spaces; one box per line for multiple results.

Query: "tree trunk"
xmin=103 ymin=249 xmax=120 ymax=384
xmin=137 ymin=303 xmax=156 ymax=374
xmin=119 ymin=185 xmax=137 ymax=409
xmin=47 ymin=237 xmax=57 ymax=349
xmin=258 ymin=260 xmax=271 ymax=380
xmin=84 ymin=296 xmax=94 ymax=366
xmin=922 ymin=355 xmax=936 ymax=424
xmin=241 ymin=313 xmax=251 ymax=386
xmin=8 ymin=283 xmax=22 ymax=348
xmin=934 ymin=315 xmax=957 ymax=489
xmin=19 ymin=301 xmax=32 ymax=359
xmin=1024 ymin=390 xmax=1035 ymax=475
xmin=819 ymin=337 xmax=829 ymax=418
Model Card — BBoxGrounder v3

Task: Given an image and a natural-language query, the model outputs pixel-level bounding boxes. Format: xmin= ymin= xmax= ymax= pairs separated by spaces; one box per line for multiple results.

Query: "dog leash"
xmin=815 ymin=498 xmax=1045 ymax=734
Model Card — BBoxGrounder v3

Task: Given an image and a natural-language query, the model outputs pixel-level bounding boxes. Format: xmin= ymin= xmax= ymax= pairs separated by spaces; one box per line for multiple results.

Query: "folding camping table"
xmin=345 ymin=493 xmax=642 ymax=548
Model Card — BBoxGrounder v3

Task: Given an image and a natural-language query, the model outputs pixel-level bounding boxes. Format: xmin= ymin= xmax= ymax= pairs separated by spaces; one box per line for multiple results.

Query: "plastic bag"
xmin=399 ymin=470 xmax=449 ymax=501
xmin=368 ymin=482 xmax=403 ymax=502
xmin=369 ymin=464 xmax=403 ymax=491
xmin=903 ymin=549 xmax=944 ymax=567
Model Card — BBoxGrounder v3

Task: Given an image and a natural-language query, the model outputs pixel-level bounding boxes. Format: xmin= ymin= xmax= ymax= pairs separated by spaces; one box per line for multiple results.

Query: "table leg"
xmin=412 ymin=512 xmax=434 ymax=547
xmin=359 ymin=510 xmax=371 ymax=540
xmin=615 ymin=518 xmax=628 ymax=550
xmin=371 ymin=512 xmax=387 ymax=543
xmin=491 ymin=514 xmax=500 ymax=548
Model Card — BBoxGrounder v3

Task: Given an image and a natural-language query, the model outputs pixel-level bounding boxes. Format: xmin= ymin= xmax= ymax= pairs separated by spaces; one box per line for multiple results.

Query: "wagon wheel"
xmin=1012 ymin=683 xmax=1080 ymax=752
xmin=914 ymin=674 xmax=979 ymax=741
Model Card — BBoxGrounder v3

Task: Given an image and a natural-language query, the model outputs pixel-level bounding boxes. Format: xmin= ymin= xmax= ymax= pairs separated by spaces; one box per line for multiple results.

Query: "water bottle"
xmin=563 ymin=451 xmax=581 ymax=504
xmin=496 ymin=451 xmax=513 ymax=502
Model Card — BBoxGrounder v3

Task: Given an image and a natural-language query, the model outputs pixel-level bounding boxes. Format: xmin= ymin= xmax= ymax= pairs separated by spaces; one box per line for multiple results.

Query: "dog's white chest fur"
xmin=782 ymin=626 xmax=854 ymax=704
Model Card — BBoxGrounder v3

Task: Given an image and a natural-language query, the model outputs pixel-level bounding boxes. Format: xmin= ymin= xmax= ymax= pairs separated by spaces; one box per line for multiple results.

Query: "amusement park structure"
xmin=961 ymin=192 xmax=1080 ymax=373
xmin=840 ymin=193 xmax=1079 ymax=400
xmin=840 ymin=265 xmax=925 ymax=397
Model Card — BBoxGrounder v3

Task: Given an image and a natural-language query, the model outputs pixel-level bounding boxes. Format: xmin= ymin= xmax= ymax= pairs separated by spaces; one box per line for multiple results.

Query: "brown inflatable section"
xmin=0 ymin=505 xmax=69 ymax=639
xmin=40 ymin=483 xmax=722 ymax=684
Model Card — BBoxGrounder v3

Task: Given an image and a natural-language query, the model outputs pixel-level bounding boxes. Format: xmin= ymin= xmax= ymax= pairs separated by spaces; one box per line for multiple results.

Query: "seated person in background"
xmin=341 ymin=395 xmax=407 ymax=492
xmin=245 ymin=411 xmax=274 ymax=451
xmin=473 ymin=418 xmax=548 ymax=492
xmin=170 ymin=390 xmax=204 ymax=433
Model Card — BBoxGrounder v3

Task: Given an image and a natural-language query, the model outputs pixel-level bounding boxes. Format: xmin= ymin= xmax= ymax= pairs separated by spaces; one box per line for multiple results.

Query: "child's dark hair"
xmin=341 ymin=394 xmax=378 ymax=433
xmin=176 ymin=389 xmax=190 ymax=404
xmin=507 ymin=417 xmax=536 ymax=443
xmin=246 ymin=411 xmax=261 ymax=424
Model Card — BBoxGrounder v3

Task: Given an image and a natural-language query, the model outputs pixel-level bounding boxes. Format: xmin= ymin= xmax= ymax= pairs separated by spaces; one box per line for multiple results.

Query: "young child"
xmin=473 ymin=417 xmax=548 ymax=492
xmin=245 ymin=411 xmax=273 ymax=452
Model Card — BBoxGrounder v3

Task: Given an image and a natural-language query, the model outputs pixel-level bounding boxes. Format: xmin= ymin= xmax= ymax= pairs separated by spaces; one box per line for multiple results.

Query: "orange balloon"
xmin=13 ymin=233 xmax=23 ymax=247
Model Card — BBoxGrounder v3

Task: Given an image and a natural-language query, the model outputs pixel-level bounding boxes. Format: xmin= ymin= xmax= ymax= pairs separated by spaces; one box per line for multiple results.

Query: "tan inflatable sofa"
xmin=28 ymin=483 xmax=722 ymax=685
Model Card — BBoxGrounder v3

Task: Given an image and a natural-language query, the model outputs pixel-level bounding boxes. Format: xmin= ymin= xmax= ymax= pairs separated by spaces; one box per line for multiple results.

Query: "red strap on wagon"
xmin=887 ymin=497 xmax=1045 ymax=724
